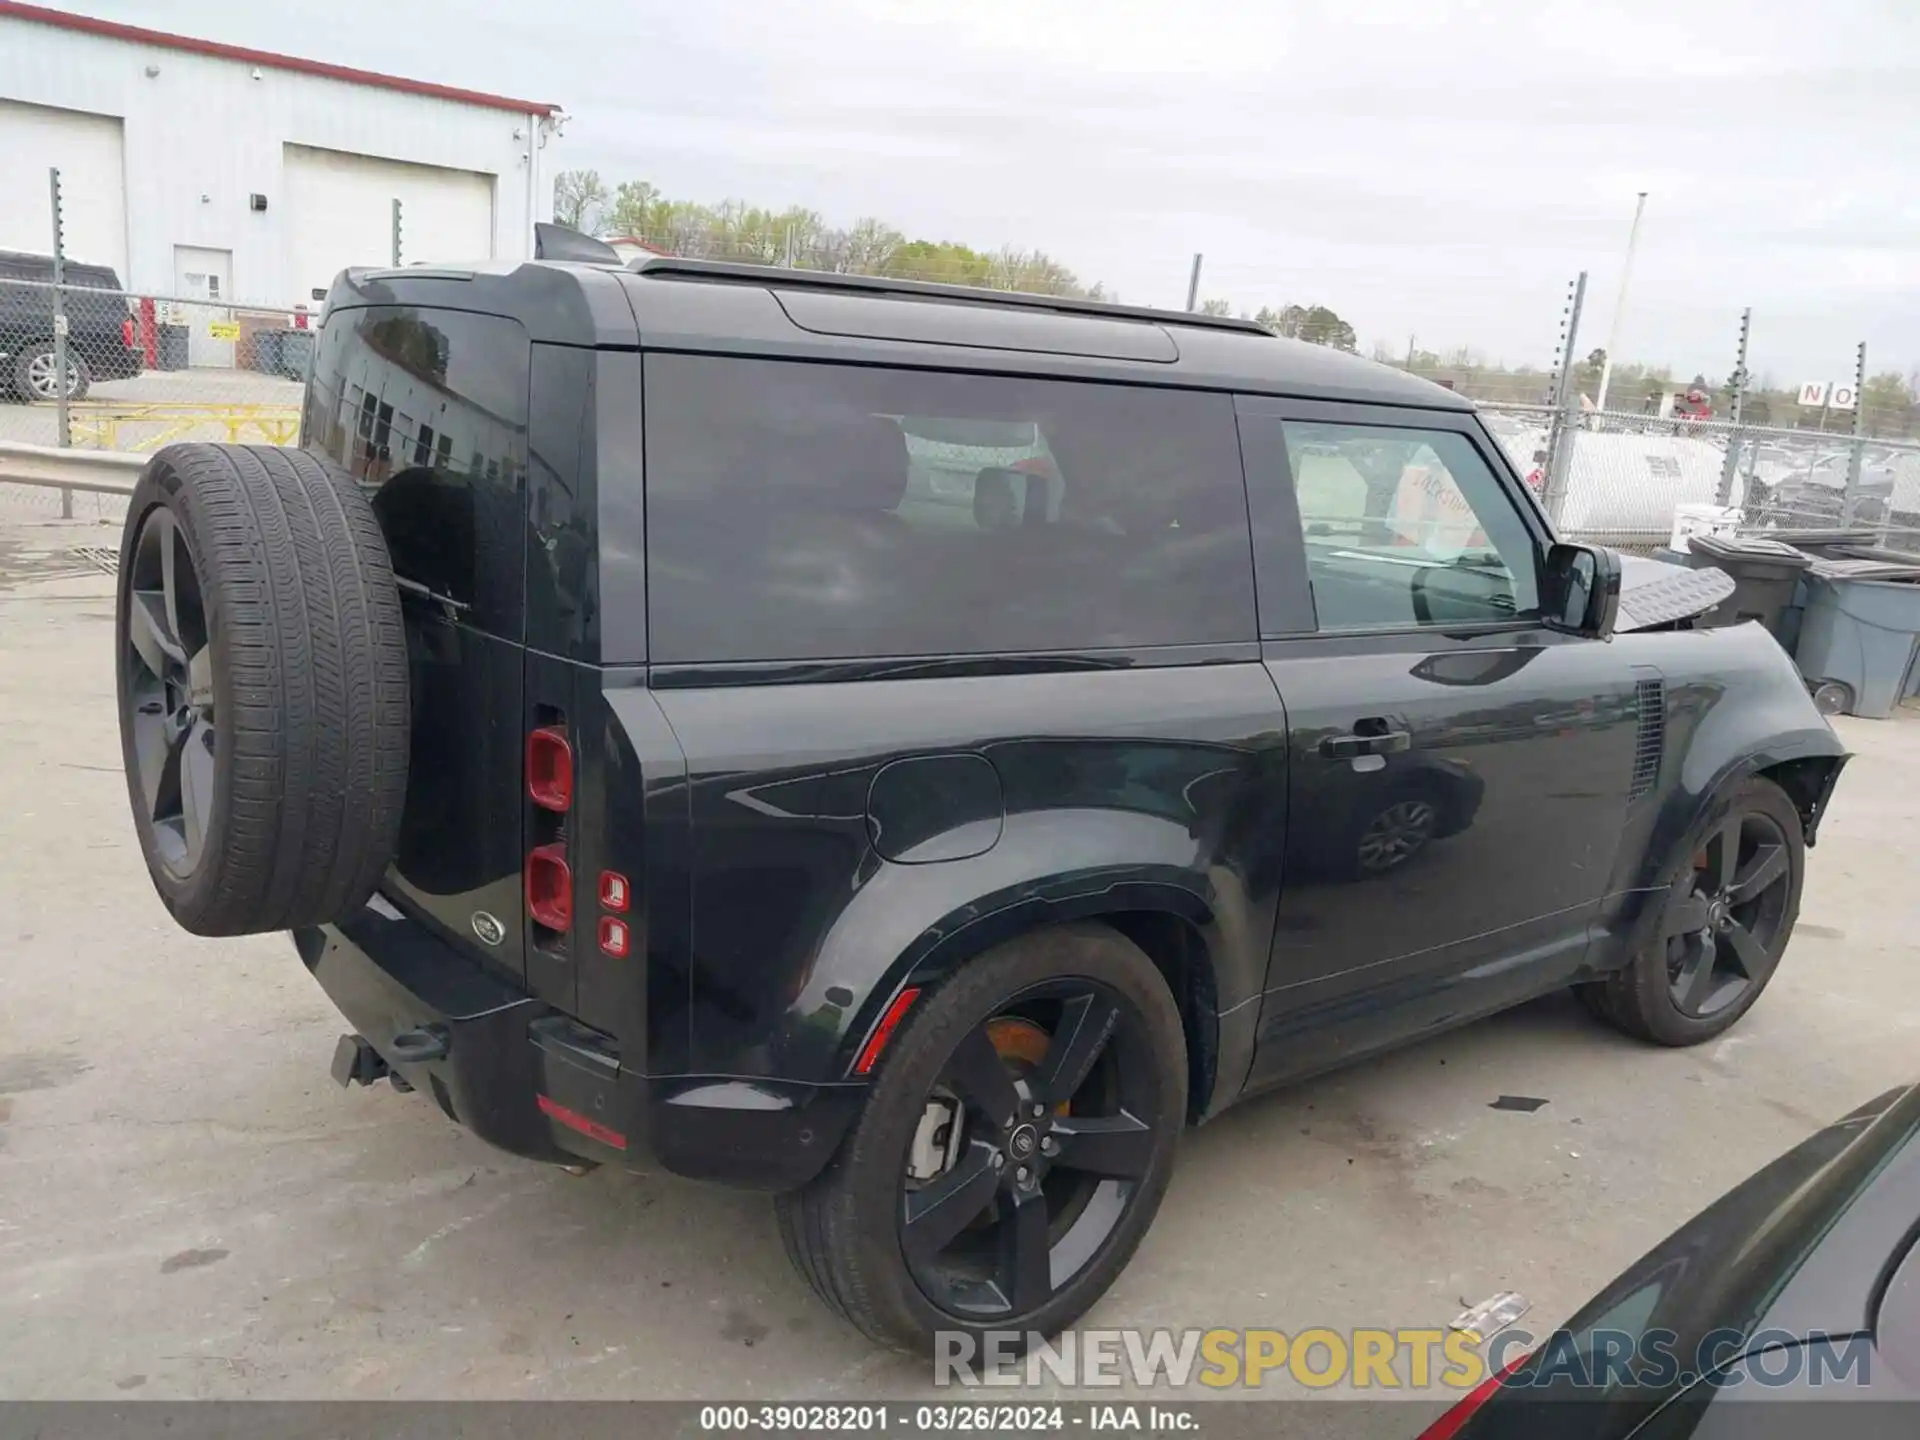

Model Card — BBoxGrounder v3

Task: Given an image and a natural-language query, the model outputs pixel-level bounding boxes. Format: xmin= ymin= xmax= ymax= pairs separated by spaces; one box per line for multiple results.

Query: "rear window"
xmin=301 ymin=306 xmax=529 ymax=636
xmin=643 ymin=356 xmax=1256 ymax=664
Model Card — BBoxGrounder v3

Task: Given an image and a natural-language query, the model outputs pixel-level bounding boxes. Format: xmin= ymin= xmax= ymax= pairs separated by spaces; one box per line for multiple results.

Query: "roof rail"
xmin=626 ymin=256 xmax=1275 ymax=338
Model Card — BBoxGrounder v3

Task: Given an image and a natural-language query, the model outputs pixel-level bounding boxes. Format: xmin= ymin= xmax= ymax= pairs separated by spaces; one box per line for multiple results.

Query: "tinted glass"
xmin=1280 ymin=421 xmax=1540 ymax=631
xmin=301 ymin=306 xmax=529 ymax=635
xmin=644 ymin=356 xmax=1256 ymax=663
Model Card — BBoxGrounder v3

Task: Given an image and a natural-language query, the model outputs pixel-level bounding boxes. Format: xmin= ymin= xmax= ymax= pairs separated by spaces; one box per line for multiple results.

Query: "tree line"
xmin=553 ymin=170 xmax=1104 ymax=298
xmin=551 ymin=170 xmax=1360 ymax=349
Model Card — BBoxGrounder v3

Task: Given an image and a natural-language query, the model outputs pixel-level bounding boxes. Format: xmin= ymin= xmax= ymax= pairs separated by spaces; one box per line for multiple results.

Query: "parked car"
xmin=0 ymin=248 xmax=142 ymax=401
xmin=1428 ymin=1080 xmax=1920 ymax=1437
xmin=109 ymin=252 xmax=1848 ymax=1353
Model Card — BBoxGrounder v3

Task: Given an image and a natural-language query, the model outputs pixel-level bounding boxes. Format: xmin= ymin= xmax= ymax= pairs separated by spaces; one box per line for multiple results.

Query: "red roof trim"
xmin=0 ymin=1 xmax=561 ymax=116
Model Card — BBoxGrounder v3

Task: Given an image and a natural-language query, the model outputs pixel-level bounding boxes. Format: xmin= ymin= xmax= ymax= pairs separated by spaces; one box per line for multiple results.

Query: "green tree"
xmin=551 ymin=169 xmax=609 ymax=233
xmin=1254 ymin=304 xmax=1357 ymax=352
xmin=593 ymin=178 xmax=1106 ymax=296
xmin=1862 ymin=371 xmax=1917 ymax=437
xmin=1198 ymin=298 xmax=1233 ymax=316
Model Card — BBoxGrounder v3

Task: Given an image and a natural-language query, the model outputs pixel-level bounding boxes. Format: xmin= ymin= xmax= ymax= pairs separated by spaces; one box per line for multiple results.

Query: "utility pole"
xmin=48 ymin=167 xmax=72 ymax=464
xmin=391 ymin=198 xmax=403 ymax=267
xmin=1594 ymin=190 xmax=1648 ymax=414
xmin=1717 ymin=307 xmax=1752 ymax=506
xmin=1405 ymin=334 xmax=1417 ymax=370
xmin=1541 ymin=271 xmax=1588 ymax=527
xmin=1842 ymin=341 xmax=1869 ymax=525
xmin=1185 ymin=253 xmax=1204 ymax=313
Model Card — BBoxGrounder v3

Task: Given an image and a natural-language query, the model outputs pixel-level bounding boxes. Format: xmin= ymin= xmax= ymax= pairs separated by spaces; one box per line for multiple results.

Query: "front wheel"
xmin=776 ymin=924 xmax=1187 ymax=1353
xmin=1580 ymin=777 xmax=1804 ymax=1045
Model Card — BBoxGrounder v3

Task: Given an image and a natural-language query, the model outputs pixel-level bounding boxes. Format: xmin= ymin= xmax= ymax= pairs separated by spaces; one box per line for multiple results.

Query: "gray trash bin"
xmin=1793 ymin=557 xmax=1920 ymax=719
xmin=250 ymin=328 xmax=285 ymax=376
xmin=1681 ymin=534 xmax=1813 ymax=644
xmin=278 ymin=329 xmax=315 ymax=382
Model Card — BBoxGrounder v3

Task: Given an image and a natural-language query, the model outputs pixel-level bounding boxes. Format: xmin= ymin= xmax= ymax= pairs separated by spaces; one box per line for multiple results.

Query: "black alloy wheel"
xmin=1578 ymin=777 xmax=1806 ymax=1046
xmin=1659 ymin=810 xmax=1794 ymax=1019
xmin=900 ymin=983 xmax=1158 ymax=1321
xmin=123 ymin=505 xmax=216 ymax=876
xmin=775 ymin=923 xmax=1186 ymax=1352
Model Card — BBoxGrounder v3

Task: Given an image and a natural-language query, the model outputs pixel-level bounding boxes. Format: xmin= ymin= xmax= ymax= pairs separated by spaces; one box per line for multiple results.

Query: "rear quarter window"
xmin=301 ymin=306 xmax=529 ymax=637
xmin=642 ymin=355 xmax=1257 ymax=664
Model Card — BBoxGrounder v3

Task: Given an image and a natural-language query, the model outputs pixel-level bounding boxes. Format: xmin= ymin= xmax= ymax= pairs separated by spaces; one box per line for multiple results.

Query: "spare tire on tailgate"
xmin=114 ymin=444 xmax=411 ymax=936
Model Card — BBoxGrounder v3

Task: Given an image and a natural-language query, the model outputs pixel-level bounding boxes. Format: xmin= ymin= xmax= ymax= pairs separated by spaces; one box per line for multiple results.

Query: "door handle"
xmin=1320 ymin=729 xmax=1412 ymax=759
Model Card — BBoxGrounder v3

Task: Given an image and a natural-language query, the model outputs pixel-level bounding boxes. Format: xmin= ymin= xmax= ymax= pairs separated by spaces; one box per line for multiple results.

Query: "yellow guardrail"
xmin=70 ymin=403 xmax=302 ymax=452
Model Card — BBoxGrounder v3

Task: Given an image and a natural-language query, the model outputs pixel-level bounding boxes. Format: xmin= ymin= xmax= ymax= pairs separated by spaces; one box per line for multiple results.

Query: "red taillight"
xmin=527 ymin=726 xmax=573 ymax=812
xmin=537 ymin=1094 xmax=626 ymax=1150
xmin=599 ymin=870 xmax=630 ymax=912
xmin=121 ymin=315 xmax=135 ymax=349
xmin=1415 ymin=1349 xmax=1532 ymax=1440
xmin=526 ymin=843 xmax=572 ymax=931
xmin=853 ymin=987 xmax=921 ymax=1075
xmin=598 ymin=915 xmax=630 ymax=958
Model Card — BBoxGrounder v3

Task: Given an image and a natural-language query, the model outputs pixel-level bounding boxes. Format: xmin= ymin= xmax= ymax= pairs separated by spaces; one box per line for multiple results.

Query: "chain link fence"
xmin=9 ymin=259 xmax=1918 ymax=560
xmin=1 ymin=274 xmax=309 ymax=455
xmin=1475 ymin=400 xmax=1920 ymax=555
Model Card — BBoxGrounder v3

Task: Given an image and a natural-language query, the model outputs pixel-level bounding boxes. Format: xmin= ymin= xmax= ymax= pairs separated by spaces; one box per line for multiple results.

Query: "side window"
xmin=1276 ymin=420 xmax=1540 ymax=632
xmin=643 ymin=356 xmax=1256 ymax=663
xmin=300 ymin=305 xmax=529 ymax=635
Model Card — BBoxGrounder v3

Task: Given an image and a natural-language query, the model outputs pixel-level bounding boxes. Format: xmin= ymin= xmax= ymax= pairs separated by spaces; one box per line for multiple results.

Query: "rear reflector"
xmin=527 ymin=726 xmax=573 ymax=812
xmin=526 ymin=843 xmax=572 ymax=931
xmin=598 ymin=915 xmax=630 ymax=958
xmin=599 ymin=870 xmax=630 ymax=912
xmin=537 ymin=1093 xmax=626 ymax=1150
xmin=854 ymin=986 xmax=921 ymax=1076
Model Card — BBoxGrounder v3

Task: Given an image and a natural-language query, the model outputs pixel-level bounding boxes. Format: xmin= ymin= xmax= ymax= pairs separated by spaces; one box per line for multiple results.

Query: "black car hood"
xmin=1614 ymin=554 xmax=1738 ymax=632
xmin=1457 ymin=1082 xmax=1920 ymax=1437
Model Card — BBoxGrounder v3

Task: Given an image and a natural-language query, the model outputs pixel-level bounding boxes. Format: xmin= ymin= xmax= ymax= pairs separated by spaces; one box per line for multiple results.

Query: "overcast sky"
xmin=75 ymin=0 xmax=1920 ymax=382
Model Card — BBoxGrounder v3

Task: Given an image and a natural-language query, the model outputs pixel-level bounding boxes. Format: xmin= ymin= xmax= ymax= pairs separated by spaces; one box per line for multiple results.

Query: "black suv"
xmin=111 ymin=252 xmax=1847 ymax=1353
xmin=0 ymin=249 xmax=142 ymax=401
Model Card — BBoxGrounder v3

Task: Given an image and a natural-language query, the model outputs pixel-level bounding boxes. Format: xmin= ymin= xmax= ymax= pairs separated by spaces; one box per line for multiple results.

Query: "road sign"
xmin=1828 ymin=383 xmax=1857 ymax=411
xmin=1798 ymin=381 xmax=1829 ymax=407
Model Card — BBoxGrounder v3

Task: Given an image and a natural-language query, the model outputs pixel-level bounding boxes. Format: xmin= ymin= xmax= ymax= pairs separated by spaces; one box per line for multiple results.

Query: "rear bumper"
xmin=293 ymin=904 xmax=864 ymax=1191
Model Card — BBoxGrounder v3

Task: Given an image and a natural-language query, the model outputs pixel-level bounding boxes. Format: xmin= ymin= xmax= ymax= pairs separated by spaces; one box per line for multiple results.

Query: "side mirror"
xmin=1543 ymin=542 xmax=1622 ymax=640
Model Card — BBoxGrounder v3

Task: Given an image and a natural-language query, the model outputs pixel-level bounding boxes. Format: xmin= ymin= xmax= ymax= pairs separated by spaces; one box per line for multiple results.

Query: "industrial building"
xmin=0 ymin=1 xmax=563 ymax=315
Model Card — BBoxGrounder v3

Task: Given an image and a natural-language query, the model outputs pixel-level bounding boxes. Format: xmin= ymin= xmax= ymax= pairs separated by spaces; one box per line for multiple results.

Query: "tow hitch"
xmin=331 ymin=1033 xmax=388 ymax=1087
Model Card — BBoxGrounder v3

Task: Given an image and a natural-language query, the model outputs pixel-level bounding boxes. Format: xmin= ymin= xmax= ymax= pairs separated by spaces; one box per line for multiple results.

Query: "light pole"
xmin=1593 ymin=191 xmax=1648 ymax=414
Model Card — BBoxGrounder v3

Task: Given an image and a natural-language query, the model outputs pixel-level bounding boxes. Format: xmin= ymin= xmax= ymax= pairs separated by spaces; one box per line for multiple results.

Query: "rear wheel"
xmin=15 ymin=344 xmax=91 ymax=402
xmin=1581 ymin=778 xmax=1803 ymax=1045
xmin=777 ymin=924 xmax=1186 ymax=1353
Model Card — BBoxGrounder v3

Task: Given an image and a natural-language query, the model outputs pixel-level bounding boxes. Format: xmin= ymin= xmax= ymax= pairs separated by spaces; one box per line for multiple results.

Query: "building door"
xmin=173 ymin=246 xmax=233 ymax=369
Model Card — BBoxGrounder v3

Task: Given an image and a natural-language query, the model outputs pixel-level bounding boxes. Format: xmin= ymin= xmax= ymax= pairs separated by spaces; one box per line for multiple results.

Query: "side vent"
xmin=1630 ymin=679 xmax=1666 ymax=800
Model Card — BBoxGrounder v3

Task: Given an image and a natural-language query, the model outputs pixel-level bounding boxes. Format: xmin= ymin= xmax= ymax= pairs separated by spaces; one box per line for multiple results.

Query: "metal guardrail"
xmin=0 ymin=441 xmax=143 ymax=518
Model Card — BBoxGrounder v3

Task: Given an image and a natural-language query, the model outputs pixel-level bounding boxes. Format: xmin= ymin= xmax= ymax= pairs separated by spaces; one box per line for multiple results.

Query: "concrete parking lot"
xmin=0 ymin=370 xmax=302 ymax=451
xmin=1 ymin=510 xmax=1915 ymax=1403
